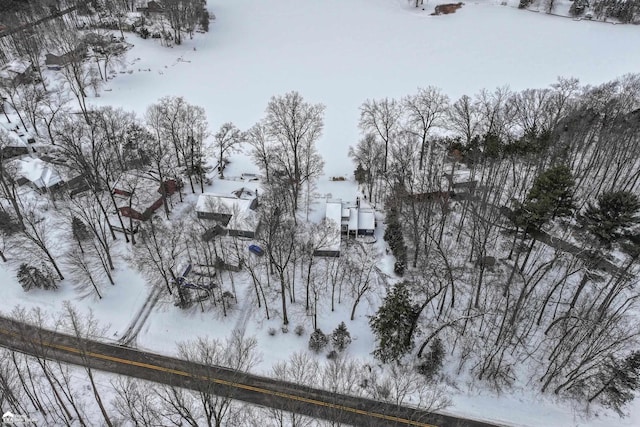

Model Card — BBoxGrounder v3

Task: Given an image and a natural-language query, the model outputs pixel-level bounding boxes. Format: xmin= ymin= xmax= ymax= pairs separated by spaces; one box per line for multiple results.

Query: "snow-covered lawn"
xmin=3 ymin=0 xmax=640 ymax=426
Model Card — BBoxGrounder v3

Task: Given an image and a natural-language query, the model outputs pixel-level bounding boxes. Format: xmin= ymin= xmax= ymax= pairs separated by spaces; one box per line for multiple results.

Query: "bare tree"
xmin=0 ymin=130 xmax=25 ymax=225
xmin=348 ymin=253 xmax=379 ymax=321
xmin=53 ymin=114 xmax=123 ymax=241
xmin=146 ymin=96 xmax=208 ymax=193
xmin=267 ymin=352 xmax=320 ymax=427
xmin=259 ymin=188 xmax=298 ymax=325
xmin=15 ymin=198 xmax=64 ymax=280
xmin=38 ymin=90 xmax=71 ymax=146
xmin=64 ymin=245 xmax=107 ymax=299
xmin=14 ymin=83 xmax=48 ymax=136
xmin=133 ymin=218 xmax=187 ymax=306
xmin=262 ymin=91 xmax=325 ymax=217
xmin=474 ymin=86 xmax=515 ymax=139
xmin=348 ymin=133 xmax=384 ymax=203
xmin=448 ymin=94 xmax=480 ymax=145
xmin=50 ymin=26 xmax=99 ymax=120
xmin=298 ymin=220 xmax=337 ymax=312
xmin=403 ymin=87 xmax=450 ymax=170
xmin=0 ymin=78 xmax=29 ymax=130
xmin=359 ymin=97 xmax=402 ymax=173
xmin=213 ymin=122 xmax=243 ymax=179
xmin=60 ymin=302 xmax=113 ymax=427
xmin=145 ymin=104 xmax=182 ymax=218
xmin=163 ymin=0 xmax=207 ymax=45
xmin=366 ymin=363 xmax=451 ymax=412
xmin=8 ymin=28 xmax=48 ymax=90
xmin=246 ymin=122 xmax=276 ymax=183
xmin=66 ymin=194 xmax=117 ymax=281
xmin=9 ymin=306 xmax=90 ymax=425
xmin=112 ymin=377 xmax=163 ymax=427
xmin=156 ymin=330 xmax=260 ymax=427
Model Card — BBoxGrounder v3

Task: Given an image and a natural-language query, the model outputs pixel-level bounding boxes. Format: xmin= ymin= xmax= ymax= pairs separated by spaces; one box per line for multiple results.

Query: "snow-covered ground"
xmin=93 ymin=0 xmax=640 ymax=179
xmin=2 ymin=0 xmax=640 ymax=425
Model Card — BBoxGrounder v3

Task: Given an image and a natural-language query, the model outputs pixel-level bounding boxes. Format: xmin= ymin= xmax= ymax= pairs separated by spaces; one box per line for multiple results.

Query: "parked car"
xmin=248 ymin=244 xmax=264 ymax=256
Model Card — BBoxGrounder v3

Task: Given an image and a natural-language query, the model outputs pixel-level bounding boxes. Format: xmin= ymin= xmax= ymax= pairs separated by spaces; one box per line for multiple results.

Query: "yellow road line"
xmin=0 ymin=326 xmax=437 ymax=427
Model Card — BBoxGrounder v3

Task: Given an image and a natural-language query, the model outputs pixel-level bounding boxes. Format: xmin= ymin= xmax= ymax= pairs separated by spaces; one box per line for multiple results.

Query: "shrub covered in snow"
xmin=331 ymin=321 xmax=352 ymax=352
xmin=308 ymin=328 xmax=329 ymax=353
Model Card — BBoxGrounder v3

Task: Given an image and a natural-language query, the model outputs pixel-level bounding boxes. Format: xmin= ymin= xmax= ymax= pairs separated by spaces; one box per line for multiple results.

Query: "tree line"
xmin=355 ymin=74 xmax=640 ymax=415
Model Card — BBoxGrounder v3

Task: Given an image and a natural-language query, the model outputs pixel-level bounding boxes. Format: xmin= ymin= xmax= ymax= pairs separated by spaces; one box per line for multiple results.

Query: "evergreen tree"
xmin=72 ymin=216 xmax=91 ymax=254
xmin=17 ymin=263 xmax=56 ymax=292
xmin=570 ymin=0 xmax=590 ymax=16
xmin=579 ymin=191 xmax=640 ymax=249
xmin=331 ymin=322 xmax=352 ymax=352
xmin=417 ymin=337 xmax=445 ymax=381
xmin=513 ymin=165 xmax=575 ymax=233
xmin=40 ymin=265 xmax=58 ymax=290
xmin=17 ymin=263 xmax=38 ymax=291
xmin=384 ymin=196 xmax=408 ymax=276
xmin=308 ymin=329 xmax=329 ymax=353
xmin=72 ymin=216 xmax=91 ymax=241
xmin=0 ymin=211 xmax=21 ymax=234
xmin=370 ymin=281 xmax=418 ymax=363
xmin=590 ymin=351 xmax=640 ymax=415
xmin=354 ymin=163 xmax=368 ymax=187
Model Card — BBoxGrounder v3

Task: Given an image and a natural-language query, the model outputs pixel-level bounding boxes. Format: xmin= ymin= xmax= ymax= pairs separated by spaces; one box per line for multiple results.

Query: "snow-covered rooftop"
xmin=317 ymin=199 xmax=342 ymax=253
xmin=13 ymin=157 xmax=63 ymax=189
xmin=0 ymin=123 xmax=34 ymax=147
xmin=196 ymin=193 xmax=259 ymax=234
xmin=358 ymin=208 xmax=375 ymax=231
xmin=0 ymin=59 xmax=31 ymax=80
xmin=196 ymin=193 xmax=255 ymax=215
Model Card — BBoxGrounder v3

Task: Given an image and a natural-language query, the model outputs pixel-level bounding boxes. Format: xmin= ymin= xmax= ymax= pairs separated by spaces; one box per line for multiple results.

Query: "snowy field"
xmin=2 ymin=0 xmax=640 ymax=426
xmin=95 ymin=0 xmax=640 ymax=178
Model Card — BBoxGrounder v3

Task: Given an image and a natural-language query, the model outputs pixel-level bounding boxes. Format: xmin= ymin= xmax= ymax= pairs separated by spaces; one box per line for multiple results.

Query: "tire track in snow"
xmin=232 ymin=286 xmax=255 ymax=334
xmin=118 ymin=286 xmax=163 ymax=346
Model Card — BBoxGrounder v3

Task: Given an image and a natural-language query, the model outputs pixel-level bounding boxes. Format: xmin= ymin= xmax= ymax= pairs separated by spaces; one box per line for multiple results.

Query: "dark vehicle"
xmin=248 ymin=244 xmax=264 ymax=256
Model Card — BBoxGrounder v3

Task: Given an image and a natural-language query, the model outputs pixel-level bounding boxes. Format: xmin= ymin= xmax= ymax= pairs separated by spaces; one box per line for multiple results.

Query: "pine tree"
xmin=72 ymin=216 xmax=91 ymax=241
xmin=569 ymin=0 xmax=589 ymax=16
xmin=308 ymin=329 xmax=329 ymax=353
xmin=17 ymin=263 xmax=56 ymax=291
xmin=0 ymin=211 xmax=21 ymax=234
xmin=513 ymin=165 xmax=575 ymax=233
xmin=354 ymin=163 xmax=368 ymax=187
xmin=39 ymin=264 xmax=58 ymax=290
xmin=17 ymin=263 xmax=39 ymax=291
xmin=331 ymin=322 xmax=352 ymax=352
xmin=370 ymin=281 xmax=418 ymax=363
xmin=417 ymin=337 xmax=445 ymax=381
xmin=384 ymin=198 xmax=408 ymax=276
xmin=579 ymin=191 xmax=640 ymax=249
xmin=72 ymin=216 xmax=91 ymax=254
xmin=590 ymin=351 xmax=640 ymax=415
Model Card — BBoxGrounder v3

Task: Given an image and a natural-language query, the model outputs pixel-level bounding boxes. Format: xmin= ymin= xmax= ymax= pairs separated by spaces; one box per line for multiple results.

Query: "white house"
xmin=314 ymin=199 xmax=342 ymax=257
xmin=314 ymin=197 xmax=377 ymax=257
xmin=341 ymin=198 xmax=375 ymax=236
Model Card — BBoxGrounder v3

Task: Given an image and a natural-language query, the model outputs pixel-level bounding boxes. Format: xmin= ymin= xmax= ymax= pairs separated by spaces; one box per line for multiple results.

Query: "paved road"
xmin=0 ymin=316 xmax=503 ymax=427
